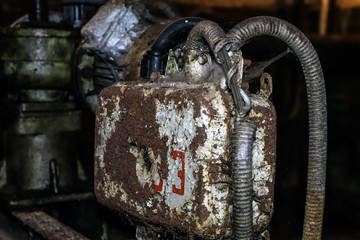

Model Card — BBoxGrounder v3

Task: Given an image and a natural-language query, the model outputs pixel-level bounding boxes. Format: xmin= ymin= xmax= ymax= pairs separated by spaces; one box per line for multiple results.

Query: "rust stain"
xmin=12 ymin=210 xmax=89 ymax=240
xmin=123 ymin=23 xmax=169 ymax=81
xmin=248 ymin=78 xmax=277 ymax=236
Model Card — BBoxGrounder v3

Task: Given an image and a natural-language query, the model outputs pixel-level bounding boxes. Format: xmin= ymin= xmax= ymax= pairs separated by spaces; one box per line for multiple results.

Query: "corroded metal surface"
xmin=0 ymin=27 xmax=78 ymax=89
xmin=95 ymin=82 xmax=233 ymax=238
xmin=12 ymin=210 xmax=89 ymax=240
xmin=94 ymin=81 xmax=276 ymax=238
xmin=248 ymin=75 xmax=277 ymax=238
xmin=1 ymin=103 xmax=82 ymax=193
xmin=123 ymin=23 xmax=169 ymax=82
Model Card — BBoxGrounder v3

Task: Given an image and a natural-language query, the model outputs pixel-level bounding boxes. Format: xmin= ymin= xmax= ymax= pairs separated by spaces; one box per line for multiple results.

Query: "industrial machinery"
xmin=85 ymin=1 xmax=327 ymax=239
xmin=0 ymin=0 xmax=327 ymax=239
xmin=0 ymin=0 xmax=104 ymax=239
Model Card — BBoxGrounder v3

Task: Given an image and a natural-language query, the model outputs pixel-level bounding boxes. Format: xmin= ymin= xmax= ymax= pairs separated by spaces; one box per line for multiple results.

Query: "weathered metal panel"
xmin=94 ymin=81 xmax=276 ymax=238
xmin=0 ymin=27 xmax=78 ymax=89
xmin=248 ymin=93 xmax=277 ymax=238
xmin=2 ymin=103 xmax=82 ymax=193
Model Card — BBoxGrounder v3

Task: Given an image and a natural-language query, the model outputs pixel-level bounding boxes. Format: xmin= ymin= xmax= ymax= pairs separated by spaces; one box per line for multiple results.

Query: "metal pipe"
xmin=319 ymin=0 xmax=329 ymax=35
xmin=9 ymin=192 xmax=94 ymax=206
xmin=227 ymin=16 xmax=327 ymax=240
xmin=12 ymin=210 xmax=89 ymax=240
xmin=231 ymin=117 xmax=256 ymax=240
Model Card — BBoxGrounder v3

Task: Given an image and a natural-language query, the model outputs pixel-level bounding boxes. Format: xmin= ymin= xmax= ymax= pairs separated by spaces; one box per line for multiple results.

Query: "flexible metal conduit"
xmin=231 ymin=118 xmax=257 ymax=240
xmin=186 ymin=20 xmax=226 ymax=52
xmin=227 ymin=16 xmax=327 ymax=240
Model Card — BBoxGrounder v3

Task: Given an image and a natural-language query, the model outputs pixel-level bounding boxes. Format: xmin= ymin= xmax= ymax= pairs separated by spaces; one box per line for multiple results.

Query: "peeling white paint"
xmin=198 ymin=161 xmax=231 ymax=235
xmin=135 ymin=202 xmax=145 ymax=215
xmin=251 ymin=96 xmax=270 ymax=109
xmin=195 ymin=91 xmax=229 ymax=160
xmin=142 ymin=88 xmax=155 ymax=98
xmin=249 ymin=97 xmax=275 ymax=230
xmin=102 ymin=173 xmax=128 ymax=203
xmin=95 ymin=96 xmax=122 ymax=169
xmin=252 ymin=126 xmax=270 ymax=195
xmin=129 ymin=144 xmax=161 ymax=189
xmin=155 ymin=99 xmax=198 ymax=209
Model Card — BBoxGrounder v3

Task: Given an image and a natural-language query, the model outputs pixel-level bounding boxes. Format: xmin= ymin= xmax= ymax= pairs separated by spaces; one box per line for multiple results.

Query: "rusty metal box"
xmin=94 ymin=81 xmax=276 ymax=239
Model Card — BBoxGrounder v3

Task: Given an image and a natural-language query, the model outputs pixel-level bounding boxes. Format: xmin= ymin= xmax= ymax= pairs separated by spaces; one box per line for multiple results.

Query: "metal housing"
xmin=94 ymin=80 xmax=276 ymax=239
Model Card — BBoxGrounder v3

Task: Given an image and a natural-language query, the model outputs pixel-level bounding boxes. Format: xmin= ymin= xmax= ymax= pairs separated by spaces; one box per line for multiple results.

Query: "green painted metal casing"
xmin=0 ymin=27 xmax=79 ymax=89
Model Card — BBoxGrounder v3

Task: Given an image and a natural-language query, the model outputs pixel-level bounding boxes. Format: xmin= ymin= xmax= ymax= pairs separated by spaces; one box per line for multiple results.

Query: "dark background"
xmin=1 ymin=0 xmax=360 ymax=239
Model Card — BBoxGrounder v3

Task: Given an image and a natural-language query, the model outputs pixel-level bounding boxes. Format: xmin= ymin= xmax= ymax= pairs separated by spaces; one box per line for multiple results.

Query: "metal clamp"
xmin=215 ymin=40 xmax=251 ymax=115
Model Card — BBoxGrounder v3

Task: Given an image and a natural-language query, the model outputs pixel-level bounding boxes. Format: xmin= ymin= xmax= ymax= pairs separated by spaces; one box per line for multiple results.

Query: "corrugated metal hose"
xmin=227 ymin=16 xmax=327 ymax=240
xmin=185 ymin=16 xmax=327 ymax=240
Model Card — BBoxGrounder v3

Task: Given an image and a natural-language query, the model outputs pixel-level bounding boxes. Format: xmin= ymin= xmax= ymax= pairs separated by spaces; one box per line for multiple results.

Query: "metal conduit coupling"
xmin=231 ymin=117 xmax=257 ymax=240
xmin=185 ymin=20 xmax=245 ymax=113
xmin=227 ymin=16 xmax=327 ymax=240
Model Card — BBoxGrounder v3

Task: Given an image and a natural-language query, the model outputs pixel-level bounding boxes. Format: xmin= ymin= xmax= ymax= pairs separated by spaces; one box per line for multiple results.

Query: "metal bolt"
xmin=198 ymin=55 xmax=208 ymax=65
xmin=175 ymin=48 xmax=181 ymax=58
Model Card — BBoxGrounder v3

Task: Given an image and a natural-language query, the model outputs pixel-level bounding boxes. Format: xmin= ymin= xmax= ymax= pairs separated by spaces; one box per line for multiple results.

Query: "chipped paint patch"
xmin=195 ymin=92 xmax=228 ymax=160
xmin=251 ymin=96 xmax=270 ymax=108
xmin=155 ymin=99 xmax=198 ymax=209
xmin=252 ymin=126 xmax=271 ymax=195
xmin=197 ymin=160 xmax=232 ymax=236
xmin=102 ymin=173 xmax=128 ymax=203
xmin=142 ymin=88 xmax=155 ymax=98
xmin=95 ymin=95 xmax=122 ymax=169
xmin=248 ymin=94 xmax=277 ymax=234
xmin=130 ymin=144 xmax=161 ymax=189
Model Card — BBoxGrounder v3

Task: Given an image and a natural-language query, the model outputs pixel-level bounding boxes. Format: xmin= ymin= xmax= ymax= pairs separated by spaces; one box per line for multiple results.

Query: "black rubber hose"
xmin=231 ymin=117 xmax=257 ymax=240
xmin=140 ymin=17 xmax=203 ymax=78
xmin=227 ymin=16 xmax=327 ymax=240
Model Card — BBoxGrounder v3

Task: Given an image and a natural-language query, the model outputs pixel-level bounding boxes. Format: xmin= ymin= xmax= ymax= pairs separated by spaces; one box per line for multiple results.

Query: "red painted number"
xmin=172 ymin=150 xmax=185 ymax=196
xmin=150 ymin=150 xmax=185 ymax=196
xmin=151 ymin=169 xmax=163 ymax=192
xmin=151 ymin=151 xmax=163 ymax=192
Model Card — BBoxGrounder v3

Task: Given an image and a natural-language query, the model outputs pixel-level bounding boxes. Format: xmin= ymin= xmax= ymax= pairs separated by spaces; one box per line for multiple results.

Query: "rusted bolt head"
xmin=198 ymin=55 xmax=208 ymax=65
